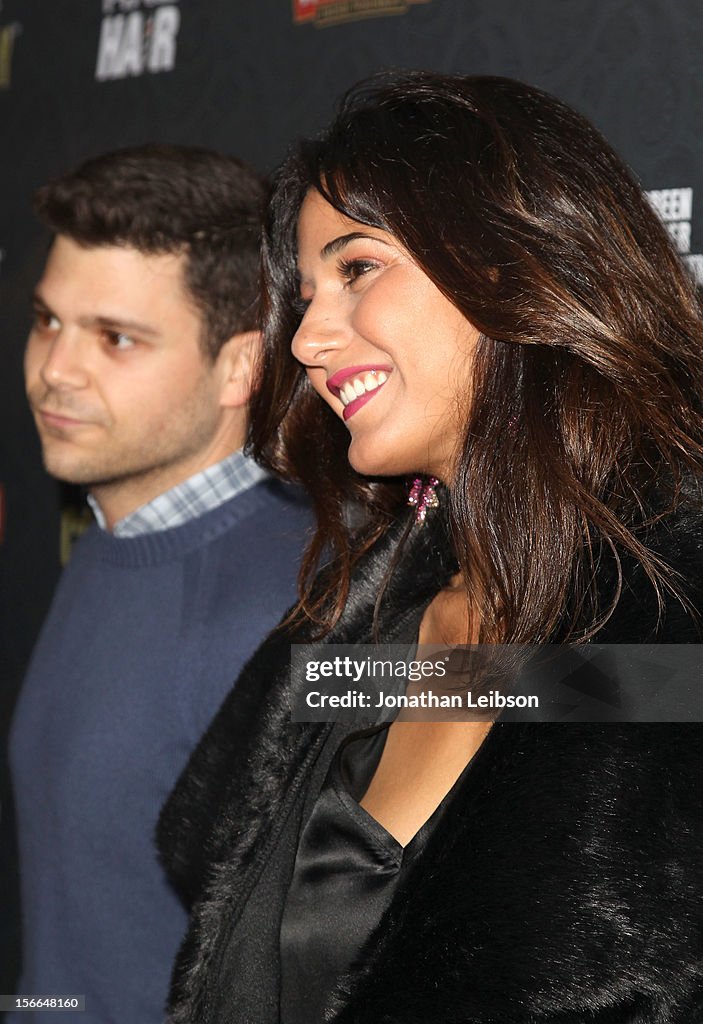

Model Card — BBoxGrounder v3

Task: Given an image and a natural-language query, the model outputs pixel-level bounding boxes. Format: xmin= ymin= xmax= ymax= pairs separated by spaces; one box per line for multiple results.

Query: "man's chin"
xmin=40 ymin=452 xmax=106 ymax=487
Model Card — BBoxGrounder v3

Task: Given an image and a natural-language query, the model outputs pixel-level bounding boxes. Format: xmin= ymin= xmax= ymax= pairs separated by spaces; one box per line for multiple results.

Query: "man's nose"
xmin=36 ymin=331 xmax=90 ymax=390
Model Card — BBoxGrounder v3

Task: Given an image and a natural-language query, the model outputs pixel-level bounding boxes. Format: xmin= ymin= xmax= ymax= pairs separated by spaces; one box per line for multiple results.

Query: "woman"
xmin=159 ymin=73 xmax=703 ymax=1023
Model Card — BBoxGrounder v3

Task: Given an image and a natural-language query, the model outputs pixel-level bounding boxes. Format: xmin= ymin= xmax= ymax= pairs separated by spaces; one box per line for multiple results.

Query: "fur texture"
xmin=158 ymin=497 xmax=703 ymax=1023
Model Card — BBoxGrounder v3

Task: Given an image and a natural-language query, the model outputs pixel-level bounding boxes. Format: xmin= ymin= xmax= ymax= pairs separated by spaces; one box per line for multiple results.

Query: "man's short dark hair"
xmin=34 ymin=144 xmax=267 ymax=360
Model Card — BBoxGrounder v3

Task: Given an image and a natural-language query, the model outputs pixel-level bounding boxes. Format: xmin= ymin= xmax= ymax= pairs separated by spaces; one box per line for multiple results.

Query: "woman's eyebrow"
xmin=320 ymin=231 xmax=391 ymax=260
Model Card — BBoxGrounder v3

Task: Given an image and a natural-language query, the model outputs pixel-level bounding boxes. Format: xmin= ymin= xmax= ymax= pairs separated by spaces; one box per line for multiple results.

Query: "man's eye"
xmin=105 ymin=331 xmax=136 ymax=350
xmin=338 ymin=258 xmax=377 ymax=285
xmin=33 ymin=310 xmax=60 ymax=332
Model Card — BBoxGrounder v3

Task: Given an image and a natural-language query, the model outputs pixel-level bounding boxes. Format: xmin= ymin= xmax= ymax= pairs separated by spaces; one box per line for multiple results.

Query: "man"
xmin=8 ymin=146 xmax=310 ymax=1023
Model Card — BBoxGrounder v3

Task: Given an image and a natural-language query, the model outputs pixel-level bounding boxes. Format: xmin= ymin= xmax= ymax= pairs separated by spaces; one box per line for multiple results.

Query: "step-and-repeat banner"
xmin=2 ymin=0 xmax=703 ymax=992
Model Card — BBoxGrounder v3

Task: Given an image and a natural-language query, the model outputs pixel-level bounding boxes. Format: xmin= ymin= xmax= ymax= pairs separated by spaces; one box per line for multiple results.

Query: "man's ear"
xmin=216 ymin=330 xmax=261 ymax=409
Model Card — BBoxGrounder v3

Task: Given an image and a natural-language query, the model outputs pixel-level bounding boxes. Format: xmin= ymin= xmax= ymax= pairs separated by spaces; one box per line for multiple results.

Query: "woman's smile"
xmin=326 ymin=365 xmax=391 ymax=419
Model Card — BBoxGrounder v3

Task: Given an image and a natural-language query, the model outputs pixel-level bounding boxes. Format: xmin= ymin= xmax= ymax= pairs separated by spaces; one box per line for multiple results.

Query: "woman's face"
xmin=292 ymin=189 xmax=480 ymax=483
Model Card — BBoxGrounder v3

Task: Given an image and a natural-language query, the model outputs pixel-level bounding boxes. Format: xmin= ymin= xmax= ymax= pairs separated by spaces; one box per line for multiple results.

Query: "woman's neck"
xmin=418 ymin=572 xmax=478 ymax=646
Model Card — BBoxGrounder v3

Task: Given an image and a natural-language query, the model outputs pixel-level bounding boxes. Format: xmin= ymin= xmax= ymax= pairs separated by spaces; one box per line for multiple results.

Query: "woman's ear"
xmin=216 ymin=330 xmax=261 ymax=409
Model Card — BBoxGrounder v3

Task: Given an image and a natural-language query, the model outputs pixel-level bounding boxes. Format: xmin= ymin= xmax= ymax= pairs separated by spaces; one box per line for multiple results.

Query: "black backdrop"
xmin=1 ymin=0 xmax=702 ymax=992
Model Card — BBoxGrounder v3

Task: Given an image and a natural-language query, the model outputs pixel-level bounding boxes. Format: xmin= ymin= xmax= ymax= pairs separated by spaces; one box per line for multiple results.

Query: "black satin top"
xmin=279 ymin=726 xmax=459 ymax=1024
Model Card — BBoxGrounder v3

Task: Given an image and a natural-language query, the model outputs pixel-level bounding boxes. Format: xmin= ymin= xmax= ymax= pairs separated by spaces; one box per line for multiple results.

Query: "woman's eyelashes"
xmin=337 ymin=256 xmax=379 ymax=286
xmin=294 ymin=249 xmax=384 ymax=313
xmin=292 ymin=257 xmax=379 ymax=314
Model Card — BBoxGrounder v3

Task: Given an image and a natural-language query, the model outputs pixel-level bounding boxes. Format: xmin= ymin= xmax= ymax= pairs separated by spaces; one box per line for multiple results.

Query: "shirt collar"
xmin=87 ymin=450 xmax=269 ymax=538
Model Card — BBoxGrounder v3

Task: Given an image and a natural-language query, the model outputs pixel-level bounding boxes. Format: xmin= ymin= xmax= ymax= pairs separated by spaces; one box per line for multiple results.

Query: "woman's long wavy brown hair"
xmin=250 ymin=72 xmax=703 ymax=642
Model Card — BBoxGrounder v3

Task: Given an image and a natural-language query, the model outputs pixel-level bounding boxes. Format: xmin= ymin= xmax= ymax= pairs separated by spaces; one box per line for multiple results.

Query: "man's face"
xmin=25 ymin=236 xmax=238 ymax=520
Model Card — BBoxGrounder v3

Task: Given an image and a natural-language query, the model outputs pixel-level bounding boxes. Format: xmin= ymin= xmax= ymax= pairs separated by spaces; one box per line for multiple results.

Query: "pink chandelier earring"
xmin=407 ymin=475 xmax=439 ymax=524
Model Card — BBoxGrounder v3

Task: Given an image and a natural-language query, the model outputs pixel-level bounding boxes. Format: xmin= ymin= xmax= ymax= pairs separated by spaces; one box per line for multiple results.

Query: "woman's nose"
xmin=291 ymin=300 xmax=348 ymax=368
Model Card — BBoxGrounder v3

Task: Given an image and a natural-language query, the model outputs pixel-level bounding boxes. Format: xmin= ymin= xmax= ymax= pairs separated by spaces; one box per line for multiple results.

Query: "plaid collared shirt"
xmin=88 ymin=450 xmax=269 ymax=537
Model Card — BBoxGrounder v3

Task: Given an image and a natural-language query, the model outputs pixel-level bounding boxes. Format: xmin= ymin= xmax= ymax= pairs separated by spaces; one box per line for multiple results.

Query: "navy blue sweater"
xmin=9 ymin=481 xmax=310 ymax=1024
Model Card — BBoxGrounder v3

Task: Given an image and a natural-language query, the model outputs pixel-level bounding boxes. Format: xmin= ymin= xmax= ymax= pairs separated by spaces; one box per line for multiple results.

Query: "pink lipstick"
xmin=326 ymin=364 xmax=392 ymax=398
xmin=324 ymin=365 xmax=392 ymax=422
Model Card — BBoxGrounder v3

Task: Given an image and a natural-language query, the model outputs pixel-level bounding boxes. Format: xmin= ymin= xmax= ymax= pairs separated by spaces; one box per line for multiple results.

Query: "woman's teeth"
xmin=339 ymin=371 xmax=388 ymax=407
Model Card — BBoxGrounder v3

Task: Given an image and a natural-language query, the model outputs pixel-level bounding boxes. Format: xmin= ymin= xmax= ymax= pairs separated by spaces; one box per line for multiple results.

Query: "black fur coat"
xmin=158 ymin=497 xmax=703 ymax=1024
